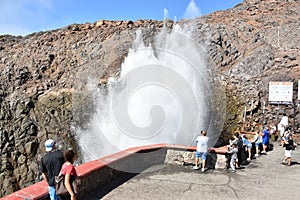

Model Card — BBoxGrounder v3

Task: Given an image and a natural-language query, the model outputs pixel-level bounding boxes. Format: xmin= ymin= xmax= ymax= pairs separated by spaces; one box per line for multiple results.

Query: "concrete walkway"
xmin=86 ymin=140 xmax=300 ymax=200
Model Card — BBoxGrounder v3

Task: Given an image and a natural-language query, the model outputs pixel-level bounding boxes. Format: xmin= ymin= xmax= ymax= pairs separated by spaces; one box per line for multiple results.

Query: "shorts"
xmin=195 ymin=151 xmax=208 ymax=160
xmin=262 ymin=139 xmax=269 ymax=145
xmin=246 ymin=143 xmax=252 ymax=149
xmin=255 ymin=142 xmax=260 ymax=147
xmin=285 ymin=150 xmax=292 ymax=158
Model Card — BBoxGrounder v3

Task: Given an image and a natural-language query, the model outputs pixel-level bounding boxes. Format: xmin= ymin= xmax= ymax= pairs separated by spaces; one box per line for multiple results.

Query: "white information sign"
xmin=269 ymin=81 xmax=293 ymax=104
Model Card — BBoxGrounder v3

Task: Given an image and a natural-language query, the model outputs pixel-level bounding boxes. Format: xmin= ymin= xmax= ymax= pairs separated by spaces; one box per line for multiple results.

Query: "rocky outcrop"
xmin=0 ymin=0 xmax=299 ymax=196
xmin=0 ymin=19 xmax=168 ymax=196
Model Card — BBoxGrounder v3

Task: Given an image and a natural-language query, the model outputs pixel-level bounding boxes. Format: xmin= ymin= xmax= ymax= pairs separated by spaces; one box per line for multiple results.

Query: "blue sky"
xmin=0 ymin=0 xmax=243 ymax=36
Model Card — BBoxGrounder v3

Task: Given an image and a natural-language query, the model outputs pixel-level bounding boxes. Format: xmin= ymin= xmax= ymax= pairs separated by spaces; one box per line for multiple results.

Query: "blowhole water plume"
xmin=164 ymin=8 xmax=168 ymax=21
xmin=73 ymin=24 xmax=226 ymax=170
xmin=183 ymin=0 xmax=201 ymax=19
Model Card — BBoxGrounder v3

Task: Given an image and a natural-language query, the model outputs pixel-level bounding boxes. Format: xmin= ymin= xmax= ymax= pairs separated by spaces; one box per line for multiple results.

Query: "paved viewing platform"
xmin=86 ymin=140 xmax=300 ymax=200
xmin=3 ymin=139 xmax=300 ymax=200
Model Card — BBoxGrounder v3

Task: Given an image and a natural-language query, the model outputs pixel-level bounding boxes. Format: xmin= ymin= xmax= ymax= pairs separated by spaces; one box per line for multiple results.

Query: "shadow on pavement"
xmin=85 ymin=172 xmax=138 ymax=200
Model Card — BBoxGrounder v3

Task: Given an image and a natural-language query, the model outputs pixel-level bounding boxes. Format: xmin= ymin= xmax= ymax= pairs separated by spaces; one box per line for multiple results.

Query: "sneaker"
xmin=261 ymin=151 xmax=266 ymax=154
xmin=229 ymin=169 xmax=236 ymax=173
xmin=247 ymin=158 xmax=251 ymax=161
xmin=193 ymin=166 xmax=199 ymax=170
xmin=255 ymin=154 xmax=259 ymax=157
xmin=201 ymin=168 xmax=205 ymax=172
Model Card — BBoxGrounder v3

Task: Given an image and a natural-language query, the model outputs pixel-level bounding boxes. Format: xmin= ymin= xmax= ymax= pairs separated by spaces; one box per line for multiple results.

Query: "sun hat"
xmin=45 ymin=139 xmax=55 ymax=152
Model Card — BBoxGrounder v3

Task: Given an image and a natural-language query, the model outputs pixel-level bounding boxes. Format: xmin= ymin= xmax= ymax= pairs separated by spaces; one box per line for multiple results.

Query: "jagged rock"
xmin=2 ymin=177 xmax=17 ymax=196
xmin=25 ymin=141 xmax=38 ymax=156
xmin=17 ymin=154 xmax=27 ymax=165
xmin=0 ymin=0 xmax=299 ymax=197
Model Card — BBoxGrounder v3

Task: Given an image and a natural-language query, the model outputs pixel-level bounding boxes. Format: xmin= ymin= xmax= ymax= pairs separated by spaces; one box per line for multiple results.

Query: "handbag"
xmin=55 ymin=173 xmax=81 ymax=196
xmin=55 ymin=174 xmax=69 ymax=196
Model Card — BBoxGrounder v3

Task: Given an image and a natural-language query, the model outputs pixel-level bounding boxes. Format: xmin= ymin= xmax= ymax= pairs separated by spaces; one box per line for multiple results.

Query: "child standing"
xmin=253 ymin=131 xmax=261 ymax=157
xmin=227 ymin=143 xmax=238 ymax=173
xmin=231 ymin=132 xmax=243 ymax=168
xmin=242 ymin=134 xmax=252 ymax=161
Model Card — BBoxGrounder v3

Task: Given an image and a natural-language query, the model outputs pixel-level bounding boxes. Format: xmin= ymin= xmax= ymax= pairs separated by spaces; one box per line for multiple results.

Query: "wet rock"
xmin=0 ymin=0 xmax=299 ymax=197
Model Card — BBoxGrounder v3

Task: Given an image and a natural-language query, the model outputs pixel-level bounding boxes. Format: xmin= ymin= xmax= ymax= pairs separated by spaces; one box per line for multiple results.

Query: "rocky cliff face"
xmin=0 ymin=0 xmax=299 ymax=196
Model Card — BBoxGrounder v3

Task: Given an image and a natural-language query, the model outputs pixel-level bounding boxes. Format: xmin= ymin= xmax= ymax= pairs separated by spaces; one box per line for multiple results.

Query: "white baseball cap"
xmin=45 ymin=139 xmax=55 ymax=152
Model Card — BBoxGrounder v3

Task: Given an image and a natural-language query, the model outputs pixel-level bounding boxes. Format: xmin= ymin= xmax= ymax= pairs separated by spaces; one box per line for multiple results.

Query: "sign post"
xmin=242 ymin=105 xmax=246 ymax=131
xmin=298 ymin=80 xmax=300 ymax=103
xmin=297 ymin=80 xmax=300 ymax=133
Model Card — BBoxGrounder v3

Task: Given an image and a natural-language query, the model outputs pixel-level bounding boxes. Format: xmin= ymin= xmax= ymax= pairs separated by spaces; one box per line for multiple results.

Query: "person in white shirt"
xmin=280 ymin=115 xmax=288 ymax=127
xmin=193 ymin=130 xmax=209 ymax=172
xmin=278 ymin=115 xmax=288 ymax=140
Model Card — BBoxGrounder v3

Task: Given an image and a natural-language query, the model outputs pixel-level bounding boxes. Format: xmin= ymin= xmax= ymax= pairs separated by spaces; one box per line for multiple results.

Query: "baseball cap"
xmin=45 ymin=139 xmax=55 ymax=152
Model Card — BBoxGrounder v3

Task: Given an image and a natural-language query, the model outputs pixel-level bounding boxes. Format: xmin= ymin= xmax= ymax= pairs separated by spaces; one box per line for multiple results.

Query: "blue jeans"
xmin=49 ymin=186 xmax=58 ymax=200
xmin=230 ymin=157 xmax=236 ymax=171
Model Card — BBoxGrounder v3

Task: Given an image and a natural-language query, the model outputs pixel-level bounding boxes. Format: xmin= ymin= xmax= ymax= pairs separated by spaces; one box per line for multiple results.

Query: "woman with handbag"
xmin=59 ymin=150 xmax=78 ymax=200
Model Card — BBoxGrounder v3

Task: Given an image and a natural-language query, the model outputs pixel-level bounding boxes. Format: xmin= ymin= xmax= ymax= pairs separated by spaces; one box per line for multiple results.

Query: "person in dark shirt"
xmin=40 ymin=139 xmax=65 ymax=200
xmin=227 ymin=142 xmax=238 ymax=173
xmin=282 ymin=134 xmax=297 ymax=166
xmin=232 ymin=132 xmax=243 ymax=167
